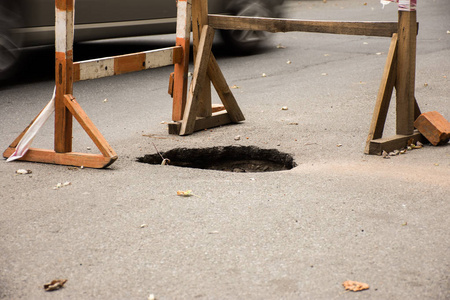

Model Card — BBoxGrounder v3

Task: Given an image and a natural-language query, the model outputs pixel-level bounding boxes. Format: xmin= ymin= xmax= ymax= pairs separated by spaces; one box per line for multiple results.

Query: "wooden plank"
xmin=63 ymin=95 xmax=117 ymax=158
xmin=179 ymin=25 xmax=215 ymax=135
xmin=212 ymin=104 xmax=225 ymax=113
xmin=364 ymin=34 xmax=398 ymax=154
xmin=3 ymin=147 xmax=116 ymax=169
xmin=209 ymin=15 xmax=399 ymax=37
xmin=367 ymin=130 xmax=426 ymax=155
xmin=73 ymin=47 xmax=180 ymax=82
xmin=54 ymin=0 xmax=74 ymax=153
xmin=168 ymin=110 xmax=233 ymax=134
xmin=114 ymin=53 xmax=146 ymax=75
xmin=173 ymin=0 xmax=192 ymax=121
xmin=207 ymin=54 xmax=245 ymax=123
xmin=192 ymin=0 xmax=212 ymax=118
xmin=396 ymin=11 xmax=417 ymax=135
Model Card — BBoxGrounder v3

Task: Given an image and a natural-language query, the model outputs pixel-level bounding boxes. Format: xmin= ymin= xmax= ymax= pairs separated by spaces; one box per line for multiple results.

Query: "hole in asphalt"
xmin=137 ymin=146 xmax=296 ymax=173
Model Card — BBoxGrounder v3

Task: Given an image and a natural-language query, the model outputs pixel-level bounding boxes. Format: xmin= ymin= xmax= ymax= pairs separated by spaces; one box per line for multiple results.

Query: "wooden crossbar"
xmin=73 ymin=47 xmax=183 ymax=82
xmin=209 ymin=15 xmax=400 ymax=37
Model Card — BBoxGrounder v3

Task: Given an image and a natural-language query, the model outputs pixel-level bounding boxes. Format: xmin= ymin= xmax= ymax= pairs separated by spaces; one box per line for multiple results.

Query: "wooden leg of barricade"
xmin=172 ymin=0 xmax=192 ymax=121
xmin=169 ymin=0 xmax=244 ymax=135
xmin=192 ymin=0 xmax=213 ymax=118
xmin=365 ymin=10 xmax=424 ymax=155
xmin=3 ymin=0 xmax=117 ymax=168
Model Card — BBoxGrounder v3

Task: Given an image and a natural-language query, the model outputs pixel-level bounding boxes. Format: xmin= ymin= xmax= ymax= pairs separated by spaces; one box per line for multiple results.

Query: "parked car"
xmin=0 ymin=0 xmax=284 ymax=79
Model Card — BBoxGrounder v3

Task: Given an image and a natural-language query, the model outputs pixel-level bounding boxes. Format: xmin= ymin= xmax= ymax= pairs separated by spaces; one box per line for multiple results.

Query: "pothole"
xmin=137 ymin=146 xmax=296 ymax=173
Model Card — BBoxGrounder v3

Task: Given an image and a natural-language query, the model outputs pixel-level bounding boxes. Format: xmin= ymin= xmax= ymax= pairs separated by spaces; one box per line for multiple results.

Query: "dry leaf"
xmin=230 ymin=85 xmax=240 ymax=89
xmin=44 ymin=279 xmax=67 ymax=291
xmin=177 ymin=190 xmax=194 ymax=197
xmin=342 ymin=280 xmax=369 ymax=292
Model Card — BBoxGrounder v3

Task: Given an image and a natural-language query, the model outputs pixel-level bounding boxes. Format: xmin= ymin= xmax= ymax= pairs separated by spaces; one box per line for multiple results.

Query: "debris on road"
xmin=53 ymin=182 xmax=71 ymax=190
xmin=281 ymin=106 xmax=288 ymax=111
xmin=342 ymin=280 xmax=369 ymax=292
xmin=44 ymin=279 xmax=67 ymax=291
xmin=16 ymin=169 xmax=32 ymax=175
xmin=276 ymin=44 xmax=286 ymax=49
xmin=234 ymin=135 xmax=241 ymax=141
xmin=177 ymin=190 xmax=194 ymax=197
xmin=414 ymin=111 xmax=450 ymax=145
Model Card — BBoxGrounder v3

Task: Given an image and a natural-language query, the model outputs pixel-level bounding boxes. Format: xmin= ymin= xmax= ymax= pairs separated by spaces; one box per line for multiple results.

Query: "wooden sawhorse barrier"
xmin=2 ymin=0 xmax=244 ymax=168
xmin=3 ymin=0 xmax=421 ymax=169
xmin=181 ymin=0 xmax=422 ymax=154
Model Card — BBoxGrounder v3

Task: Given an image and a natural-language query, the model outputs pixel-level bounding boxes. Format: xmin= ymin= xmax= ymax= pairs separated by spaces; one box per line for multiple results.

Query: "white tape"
xmin=7 ymin=88 xmax=56 ymax=162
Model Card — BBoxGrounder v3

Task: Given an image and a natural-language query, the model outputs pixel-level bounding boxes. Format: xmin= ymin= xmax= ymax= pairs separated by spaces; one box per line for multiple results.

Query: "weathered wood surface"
xmin=180 ymin=25 xmax=215 ymax=135
xmin=173 ymin=0 xmax=192 ymax=121
xmin=192 ymin=0 xmax=212 ymax=118
xmin=209 ymin=15 xmax=399 ymax=37
xmin=396 ymin=11 xmax=417 ymax=135
xmin=73 ymin=47 xmax=181 ymax=82
xmin=365 ymin=34 xmax=398 ymax=154
xmin=168 ymin=111 xmax=233 ymax=135
xmin=55 ymin=0 xmax=75 ymax=153
xmin=367 ymin=131 xmax=425 ymax=155
xmin=3 ymin=147 xmax=116 ymax=168
xmin=64 ymin=95 xmax=117 ymax=159
xmin=207 ymin=54 xmax=245 ymax=123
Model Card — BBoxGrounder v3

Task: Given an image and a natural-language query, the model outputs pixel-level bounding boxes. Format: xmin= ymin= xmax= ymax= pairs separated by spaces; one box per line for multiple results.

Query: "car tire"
xmin=220 ymin=0 xmax=284 ymax=55
xmin=0 ymin=2 xmax=24 ymax=80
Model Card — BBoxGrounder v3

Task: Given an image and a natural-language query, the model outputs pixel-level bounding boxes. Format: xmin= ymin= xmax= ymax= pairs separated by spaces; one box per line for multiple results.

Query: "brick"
xmin=414 ymin=111 xmax=450 ymax=145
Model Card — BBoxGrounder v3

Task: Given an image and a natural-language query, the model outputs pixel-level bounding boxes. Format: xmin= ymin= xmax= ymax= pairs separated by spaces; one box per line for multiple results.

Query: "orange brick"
xmin=414 ymin=111 xmax=450 ymax=145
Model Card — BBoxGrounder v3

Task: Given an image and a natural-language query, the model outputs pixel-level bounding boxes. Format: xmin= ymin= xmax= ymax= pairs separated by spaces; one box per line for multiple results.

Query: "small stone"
xmin=389 ymin=152 xmax=396 ymax=156
xmin=262 ymin=73 xmax=267 ymax=77
xmin=286 ymin=60 xmax=292 ymax=64
xmin=281 ymin=106 xmax=288 ymax=110
xmin=87 ymin=147 xmax=91 ymax=150
xmin=234 ymin=135 xmax=241 ymax=141
xmin=382 ymin=150 xmax=389 ymax=158
xmin=140 ymin=224 xmax=148 ymax=228
xmin=103 ymin=99 xmax=108 ymax=103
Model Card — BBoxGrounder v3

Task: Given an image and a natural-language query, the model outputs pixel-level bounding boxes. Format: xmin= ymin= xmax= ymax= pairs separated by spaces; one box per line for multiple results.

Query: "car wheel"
xmin=220 ymin=0 xmax=283 ymax=55
xmin=0 ymin=2 xmax=23 ymax=80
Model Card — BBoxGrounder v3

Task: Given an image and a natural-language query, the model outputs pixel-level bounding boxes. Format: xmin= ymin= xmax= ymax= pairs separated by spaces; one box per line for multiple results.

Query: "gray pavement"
xmin=1 ymin=0 xmax=449 ymax=299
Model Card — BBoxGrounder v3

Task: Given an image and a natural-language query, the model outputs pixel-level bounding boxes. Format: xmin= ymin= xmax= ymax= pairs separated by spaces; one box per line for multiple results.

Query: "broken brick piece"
xmin=414 ymin=111 xmax=450 ymax=146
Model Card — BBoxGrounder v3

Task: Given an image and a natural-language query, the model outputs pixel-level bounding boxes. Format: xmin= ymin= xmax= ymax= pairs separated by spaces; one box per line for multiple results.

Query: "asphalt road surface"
xmin=1 ymin=0 xmax=449 ymax=299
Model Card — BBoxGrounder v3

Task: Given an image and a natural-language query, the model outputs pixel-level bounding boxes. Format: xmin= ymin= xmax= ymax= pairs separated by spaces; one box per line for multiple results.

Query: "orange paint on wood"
xmin=114 ymin=53 xmax=146 ymax=75
xmin=173 ymin=37 xmax=190 ymax=121
xmin=55 ymin=0 xmax=74 ymax=11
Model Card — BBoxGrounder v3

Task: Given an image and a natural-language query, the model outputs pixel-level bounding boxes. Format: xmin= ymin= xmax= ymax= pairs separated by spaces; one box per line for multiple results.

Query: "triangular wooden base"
xmin=365 ymin=33 xmax=424 ymax=155
xmin=3 ymin=94 xmax=117 ymax=168
xmin=168 ymin=25 xmax=244 ymax=135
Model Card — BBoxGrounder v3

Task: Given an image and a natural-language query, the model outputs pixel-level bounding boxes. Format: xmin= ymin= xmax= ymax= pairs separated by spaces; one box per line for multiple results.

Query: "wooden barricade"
xmin=173 ymin=0 xmax=422 ymax=154
xmin=3 ymin=0 xmax=422 ymax=169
